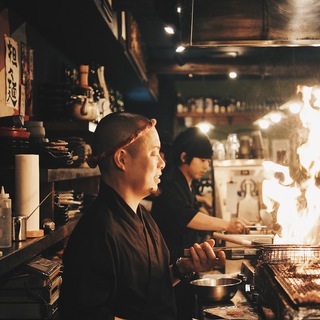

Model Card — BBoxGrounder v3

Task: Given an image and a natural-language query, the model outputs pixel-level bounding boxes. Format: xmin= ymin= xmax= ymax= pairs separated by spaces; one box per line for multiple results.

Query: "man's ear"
xmin=180 ymin=152 xmax=187 ymax=164
xmin=113 ymin=149 xmax=126 ymax=171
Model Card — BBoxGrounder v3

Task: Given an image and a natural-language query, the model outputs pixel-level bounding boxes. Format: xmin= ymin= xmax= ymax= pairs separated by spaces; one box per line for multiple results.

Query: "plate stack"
xmin=54 ymin=190 xmax=83 ymax=226
xmin=39 ymin=139 xmax=74 ymax=168
xmin=24 ymin=121 xmax=46 ymax=143
xmin=61 ymin=137 xmax=87 ymax=167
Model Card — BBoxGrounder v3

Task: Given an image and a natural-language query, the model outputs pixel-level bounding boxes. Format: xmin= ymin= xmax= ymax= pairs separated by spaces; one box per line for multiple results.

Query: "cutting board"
xmin=237 ymin=180 xmax=260 ymax=222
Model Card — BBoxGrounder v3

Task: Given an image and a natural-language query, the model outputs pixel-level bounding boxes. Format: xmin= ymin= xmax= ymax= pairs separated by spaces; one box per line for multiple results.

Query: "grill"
xmin=259 ymin=245 xmax=320 ymax=264
xmin=270 ymin=264 xmax=320 ymax=305
xmin=244 ymin=245 xmax=320 ymax=319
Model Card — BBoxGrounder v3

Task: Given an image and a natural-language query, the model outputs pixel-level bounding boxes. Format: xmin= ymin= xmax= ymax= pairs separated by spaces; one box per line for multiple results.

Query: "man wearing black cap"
xmin=151 ymin=126 xmax=247 ymax=320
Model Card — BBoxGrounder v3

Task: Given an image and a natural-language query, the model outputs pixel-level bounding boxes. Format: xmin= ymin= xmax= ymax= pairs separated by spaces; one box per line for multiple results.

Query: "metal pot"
xmin=190 ymin=277 xmax=242 ymax=302
xmin=70 ymin=95 xmax=99 ymax=121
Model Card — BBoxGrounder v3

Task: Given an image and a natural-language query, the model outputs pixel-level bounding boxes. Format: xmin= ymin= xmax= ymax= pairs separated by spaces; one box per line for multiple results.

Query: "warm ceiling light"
xmin=226 ymin=51 xmax=238 ymax=58
xmin=257 ymin=118 xmax=270 ymax=129
xmin=176 ymin=5 xmax=182 ymax=13
xmin=229 ymin=71 xmax=237 ymax=79
xmin=279 ymin=97 xmax=303 ymax=114
xmin=175 ymin=45 xmax=185 ymax=53
xmin=164 ymin=26 xmax=175 ymax=34
xmin=196 ymin=121 xmax=215 ymax=133
xmin=289 ymin=102 xmax=302 ymax=114
xmin=268 ymin=111 xmax=283 ymax=123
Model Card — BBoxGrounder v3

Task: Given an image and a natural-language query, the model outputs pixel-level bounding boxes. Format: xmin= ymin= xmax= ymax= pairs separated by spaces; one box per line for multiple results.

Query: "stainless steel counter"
xmin=201 ymin=290 xmax=260 ymax=319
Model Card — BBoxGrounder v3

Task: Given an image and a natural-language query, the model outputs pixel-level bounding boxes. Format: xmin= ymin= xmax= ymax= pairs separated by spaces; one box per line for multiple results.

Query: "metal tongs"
xmin=26 ymin=191 xmax=53 ymax=220
xmin=183 ymin=244 xmax=261 ymax=260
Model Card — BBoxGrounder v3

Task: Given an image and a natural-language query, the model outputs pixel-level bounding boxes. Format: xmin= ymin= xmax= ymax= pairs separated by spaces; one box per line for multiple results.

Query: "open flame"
xmin=262 ymin=85 xmax=320 ymax=245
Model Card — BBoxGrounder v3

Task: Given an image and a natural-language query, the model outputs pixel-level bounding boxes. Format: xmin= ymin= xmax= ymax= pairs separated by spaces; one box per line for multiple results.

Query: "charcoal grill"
xmin=242 ymin=245 xmax=320 ymax=319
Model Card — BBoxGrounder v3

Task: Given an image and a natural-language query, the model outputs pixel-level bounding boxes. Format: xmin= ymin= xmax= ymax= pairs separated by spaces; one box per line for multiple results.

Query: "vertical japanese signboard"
xmin=5 ymin=34 xmax=19 ymax=110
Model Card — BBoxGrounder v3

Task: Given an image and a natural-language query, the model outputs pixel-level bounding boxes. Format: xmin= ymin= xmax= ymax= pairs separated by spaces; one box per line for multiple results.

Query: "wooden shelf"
xmin=4 ymin=0 xmax=157 ymax=104
xmin=176 ymin=111 xmax=265 ymax=126
xmin=212 ymin=159 xmax=265 ymax=167
xmin=0 ymin=216 xmax=80 ymax=277
xmin=41 ymin=167 xmax=100 ymax=183
xmin=44 ymin=121 xmax=97 ymax=133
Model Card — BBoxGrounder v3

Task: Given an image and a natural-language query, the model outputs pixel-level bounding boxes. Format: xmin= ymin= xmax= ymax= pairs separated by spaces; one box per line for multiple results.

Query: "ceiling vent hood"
xmin=181 ymin=0 xmax=320 ymax=47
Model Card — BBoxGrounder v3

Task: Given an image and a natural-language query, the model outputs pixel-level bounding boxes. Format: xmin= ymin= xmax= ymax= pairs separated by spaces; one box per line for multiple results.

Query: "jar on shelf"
xmin=176 ymin=91 xmax=185 ymax=113
xmin=205 ymin=98 xmax=213 ymax=113
xmin=225 ymin=133 xmax=240 ymax=159
xmin=195 ymin=97 xmax=204 ymax=113
xmin=238 ymin=135 xmax=251 ymax=159
xmin=213 ymin=141 xmax=225 ymax=160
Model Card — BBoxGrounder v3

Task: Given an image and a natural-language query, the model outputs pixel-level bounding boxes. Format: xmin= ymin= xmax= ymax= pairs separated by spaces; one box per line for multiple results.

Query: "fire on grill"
xmin=208 ymin=85 xmax=320 ymax=319
xmin=251 ymin=85 xmax=320 ymax=318
xmin=261 ymin=84 xmax=320 ymax=246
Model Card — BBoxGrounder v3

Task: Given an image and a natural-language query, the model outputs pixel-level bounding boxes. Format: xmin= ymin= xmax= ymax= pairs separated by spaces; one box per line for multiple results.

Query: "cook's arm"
xmin=187 ymin=211 xmax=248 ymax=233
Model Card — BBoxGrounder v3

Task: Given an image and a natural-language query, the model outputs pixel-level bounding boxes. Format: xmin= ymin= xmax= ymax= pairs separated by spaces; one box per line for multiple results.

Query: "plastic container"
xmin=0 ymin=186 xmax=12 ymax=248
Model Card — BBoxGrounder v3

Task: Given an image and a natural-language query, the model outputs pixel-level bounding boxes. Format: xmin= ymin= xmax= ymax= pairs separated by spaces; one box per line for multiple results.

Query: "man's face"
xmin=187 ymin=157 xmax=211 ymax=180
xmin=126 ymin=127 xmax=165 ymax=198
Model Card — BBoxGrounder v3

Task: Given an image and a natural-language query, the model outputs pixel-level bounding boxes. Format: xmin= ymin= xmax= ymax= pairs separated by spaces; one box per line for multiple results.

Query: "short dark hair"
xmin=172 ymin=127 xmax=213 ymax=167
xmin=87 ymin=112 xmax=153 ymax=169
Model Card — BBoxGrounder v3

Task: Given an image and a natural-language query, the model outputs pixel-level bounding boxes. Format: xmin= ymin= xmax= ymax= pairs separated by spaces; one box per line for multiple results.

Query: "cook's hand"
xmin=226 ymin=217 xmax=249 ymax=234
xmin=179 ymin=239 xmax=226 ymax=274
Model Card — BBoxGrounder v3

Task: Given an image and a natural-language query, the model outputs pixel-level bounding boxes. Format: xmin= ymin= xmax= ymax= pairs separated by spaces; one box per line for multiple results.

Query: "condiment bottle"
xmin=0 ymin=186 xmax=12 ymax=248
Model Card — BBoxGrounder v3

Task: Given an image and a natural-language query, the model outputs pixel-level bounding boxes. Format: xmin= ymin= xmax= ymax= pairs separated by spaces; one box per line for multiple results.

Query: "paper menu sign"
xmin=226 ymin=182 xmax=238 ymax=215
xmin=5 ymin=34 xmax=19 ymax=110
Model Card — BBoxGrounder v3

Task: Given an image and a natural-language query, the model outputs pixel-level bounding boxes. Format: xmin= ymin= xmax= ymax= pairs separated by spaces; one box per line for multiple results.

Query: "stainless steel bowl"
xmin=190 ymin=277 xmax=242 ymax=302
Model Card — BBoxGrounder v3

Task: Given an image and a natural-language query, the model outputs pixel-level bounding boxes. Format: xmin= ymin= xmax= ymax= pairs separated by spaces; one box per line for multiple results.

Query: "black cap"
xmin=172 ymin=127 xmax=213 ymax=165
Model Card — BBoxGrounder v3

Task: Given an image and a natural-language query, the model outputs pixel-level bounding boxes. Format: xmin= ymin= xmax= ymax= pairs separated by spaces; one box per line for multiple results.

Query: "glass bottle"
xmin=176 ymin=91 xmax=184 ymax=113
xmin=0 ymin=186 xmax=12 ymax=248
xmin=226 ymin=133 xmax=240 ymax=160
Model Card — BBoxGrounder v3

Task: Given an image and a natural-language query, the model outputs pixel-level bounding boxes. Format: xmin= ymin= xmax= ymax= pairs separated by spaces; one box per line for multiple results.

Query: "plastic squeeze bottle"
xmin=0 ymin=186 xmax=12 ymax=248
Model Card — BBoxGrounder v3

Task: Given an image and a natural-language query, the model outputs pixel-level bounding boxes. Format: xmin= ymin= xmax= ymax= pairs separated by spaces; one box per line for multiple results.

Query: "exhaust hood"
xmin=182 ymin=0 xmax=320 ymax=47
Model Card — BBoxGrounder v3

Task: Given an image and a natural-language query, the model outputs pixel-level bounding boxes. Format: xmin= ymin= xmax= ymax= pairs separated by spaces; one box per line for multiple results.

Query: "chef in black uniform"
xmin=58 ymin=113 xmax=226 ymax=320
xmin=151 ymin=127 xmax=247 ymax=320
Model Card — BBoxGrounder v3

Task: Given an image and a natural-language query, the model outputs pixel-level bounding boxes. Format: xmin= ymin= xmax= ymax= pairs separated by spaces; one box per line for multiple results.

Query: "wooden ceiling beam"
xmin=149 ymin=62 xmax=320 ymax=78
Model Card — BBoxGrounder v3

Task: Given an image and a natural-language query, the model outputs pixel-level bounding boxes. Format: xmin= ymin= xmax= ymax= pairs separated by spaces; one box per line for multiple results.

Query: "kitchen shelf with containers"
xmin=40 ymin=167 xmax=100 ymax=223
xmin=0 ymin=168 xmax=100 ymax=276
xmin=176 ymin=96 xmax=281 ymax=126
xmin=176 ymin=111 xmax=265 ymax=126
xmin=0 ymin=215 xmax=80 ymax=277
xmin=0 ymin=166 xmax=99 ymax=320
